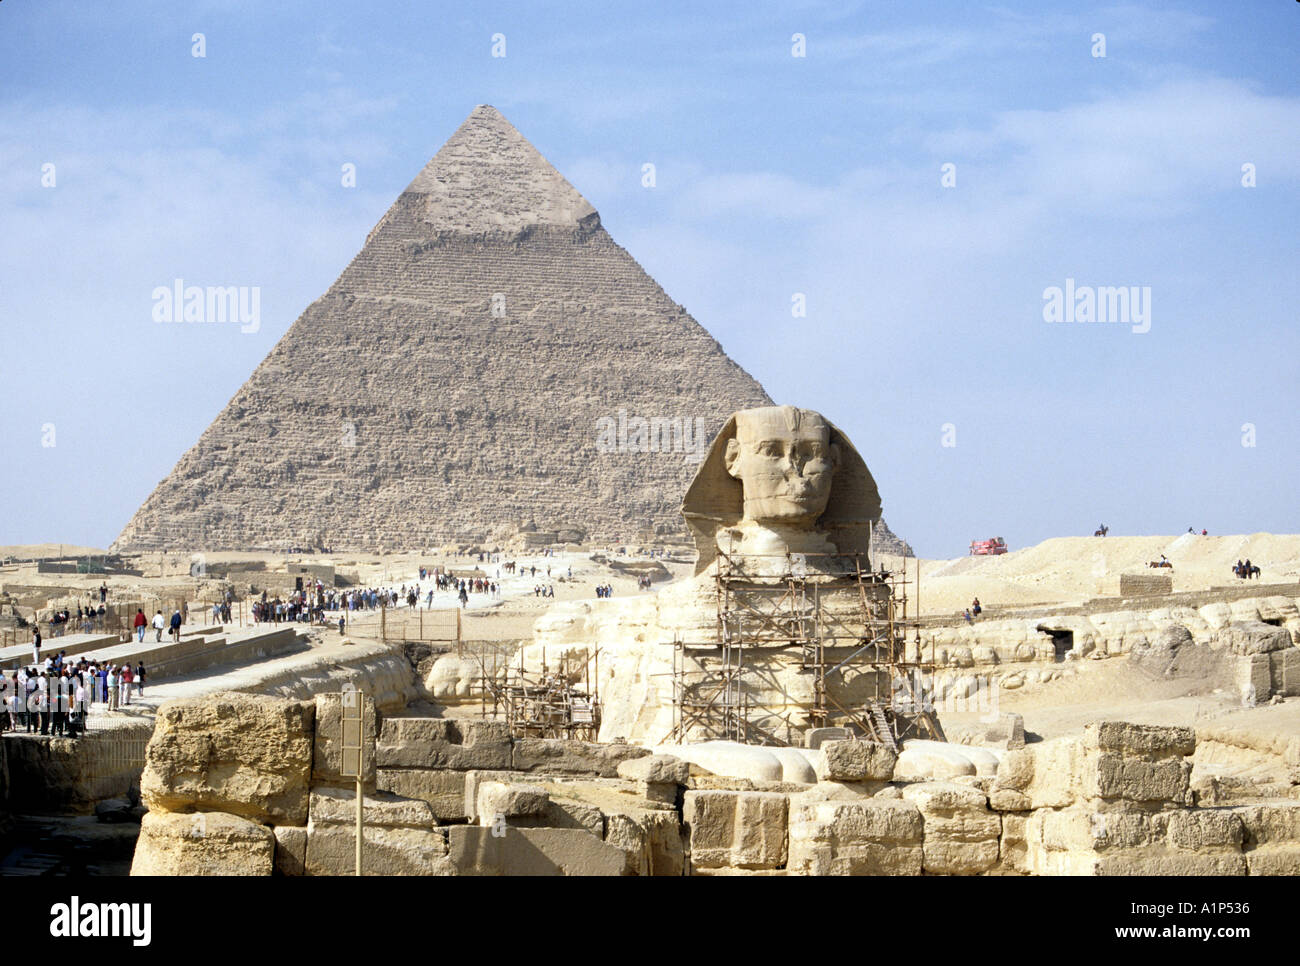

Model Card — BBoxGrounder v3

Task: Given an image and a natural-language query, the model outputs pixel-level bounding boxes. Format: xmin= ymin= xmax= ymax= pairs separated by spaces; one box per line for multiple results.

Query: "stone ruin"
xmin=129 ymin=691 xmax=1300 ymax=876
xmin=110 ymin=104 xmax=909 ymax=556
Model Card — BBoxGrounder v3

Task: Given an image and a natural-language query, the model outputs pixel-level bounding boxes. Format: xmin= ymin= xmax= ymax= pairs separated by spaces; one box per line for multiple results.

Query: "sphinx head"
xmin=723 ymin=406 xmax=838 ymax=528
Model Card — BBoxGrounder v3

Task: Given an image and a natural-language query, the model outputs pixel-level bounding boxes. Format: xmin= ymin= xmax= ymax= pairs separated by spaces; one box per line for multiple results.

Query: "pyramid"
xmin=114 ymin=106 xmax=906 ymax=554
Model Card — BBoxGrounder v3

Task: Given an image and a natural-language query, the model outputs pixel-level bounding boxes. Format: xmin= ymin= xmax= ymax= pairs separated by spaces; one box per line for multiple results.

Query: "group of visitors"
xmin=0 ymin=652 xmax=146 ymax=737
xmin=533 ymin=585 xmax=555 ymax=598
xmin=636 ymin=574 xmax=654 ymax=590
xmin=594 ymin=584 xmax=615 ymax=599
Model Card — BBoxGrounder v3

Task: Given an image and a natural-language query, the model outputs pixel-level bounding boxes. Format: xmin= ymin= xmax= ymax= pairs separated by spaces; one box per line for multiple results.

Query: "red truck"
xmin=970 ymin=537 xmax=1008 ymax=556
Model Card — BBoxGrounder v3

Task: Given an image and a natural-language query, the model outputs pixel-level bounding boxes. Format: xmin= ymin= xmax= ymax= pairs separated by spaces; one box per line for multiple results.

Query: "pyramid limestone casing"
xmin=114 ymin=105 xmax=774 ymax=551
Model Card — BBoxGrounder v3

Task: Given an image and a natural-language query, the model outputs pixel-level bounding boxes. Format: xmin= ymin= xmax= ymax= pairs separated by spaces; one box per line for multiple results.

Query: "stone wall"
xmin=920 ymin=594 xmax=1300 ymax=703
xmin=128 ymin=694 xmax=1300 ymax=876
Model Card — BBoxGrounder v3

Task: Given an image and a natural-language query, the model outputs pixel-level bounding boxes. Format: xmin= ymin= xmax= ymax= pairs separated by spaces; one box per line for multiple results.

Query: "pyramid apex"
xmin=400 ymin=105 xmax=598 ymax=233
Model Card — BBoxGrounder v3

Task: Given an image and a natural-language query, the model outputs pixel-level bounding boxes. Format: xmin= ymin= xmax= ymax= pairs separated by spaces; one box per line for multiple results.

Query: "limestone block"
xmin=462 ymin=770 xmax=527 ymax=821
xmin=989 ymin=789 xmax=1032 ymax=812
xmin=1091 ymin=851 xmax=1246 ymax=876
xmin=543 ymin=798 xmax=605 ymax=837
xmin=512 ymin=738 xmax=649 ymax=777
xmin=375 ymin=718 xmax=511 ymax=771
xmin=305 ymin=787 xmax=449 ymax=875
xmin=787 ymin=799 xmax=923 ymax=876
xmin=1236 ymin=654 xmax=1272 ymax=704
xmin=1232 ymin=802 xmax=1300 ymax=847
xmin=1082 ymin=721 xmax=1195 ymax=759
xmin=1167 ymin=810 xmax=1243 ymax=852
xmin=141 ymin=692 xmax=314 ymax=825
xmin=683 ymin=790 xmax=788 ymax=870
xmin=312 ymin=691 xmax=377 ymax=786
xmin=1081 ymin=753 xmax=1193 ymax=805
xmin=131 ymin=811 xmax=274 ymax=876
xmin=1269 ymin=648 xmax=1300 ymax=697
xmin=902 ymin=781 xmax=1001 ymax=875
xmin=476 ymin=781 xmax=551 ymax=825
xmin=805 ymin=727 xmax=852 ymax=749
xmin=816 ymin=740 xmax=898 ymax=782
xmin=376 ymin=768 xmax=468 ymax=821
xmin=604 ymin=809 xmax=685 ymax=876
xmin=448 ymin=826 xmax=627 ymax=876
xmin=304 ymin=825 xmax=453 ymax=876
xmin=1246 ymin=848 xmax=1300 ymax=876
xmin=309 ymin=787 xmax=438 ymax=829
xmin=273 ymin=825 xmax=306 ymax=876
xmin=1000 ymin=813 xmax=1029 ymax=873
xmin=1217 ymin=621 xmax=1292 ymax=655
xmin=616 ymin=754 xmax=689 ymax=786
xmin=791 ymin=781 xmax=883 ymax=804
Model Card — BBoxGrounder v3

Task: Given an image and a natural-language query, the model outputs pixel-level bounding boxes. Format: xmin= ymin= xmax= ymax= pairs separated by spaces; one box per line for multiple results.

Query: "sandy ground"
xmin=5 ymin=533 xmax=1299 ymax=753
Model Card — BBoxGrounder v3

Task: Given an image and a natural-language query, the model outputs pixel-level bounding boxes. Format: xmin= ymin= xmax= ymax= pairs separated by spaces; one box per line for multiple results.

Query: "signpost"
xmin=340 ymin=685 xmax=365 ymax=876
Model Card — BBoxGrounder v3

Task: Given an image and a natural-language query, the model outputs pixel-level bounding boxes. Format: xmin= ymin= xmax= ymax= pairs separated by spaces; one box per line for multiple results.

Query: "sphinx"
xmin=527 ymin=405 xmax=898 ymax=745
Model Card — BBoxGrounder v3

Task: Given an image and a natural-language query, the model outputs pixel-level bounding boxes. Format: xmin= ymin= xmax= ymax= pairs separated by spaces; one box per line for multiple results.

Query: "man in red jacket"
xmin=133 ymin=608 xmax=147 ymax=643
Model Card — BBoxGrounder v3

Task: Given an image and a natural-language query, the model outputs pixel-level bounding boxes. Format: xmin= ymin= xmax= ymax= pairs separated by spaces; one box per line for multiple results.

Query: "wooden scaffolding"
xmin=665 ymin=548 xmax=942 ymax=748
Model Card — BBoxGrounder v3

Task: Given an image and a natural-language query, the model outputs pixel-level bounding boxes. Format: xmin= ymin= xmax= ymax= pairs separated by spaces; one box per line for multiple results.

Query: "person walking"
xmin=107 ymin=667 xmax=119 ymax=712
xmin=120 ymin=664 xmax=134 ymax=705
xmin=152 ymin=610 xmax=165 ymax=642
xmin=136 ymin=662 xmax=146 ymax=697
xmin=37 ymin=673 xmax=50 ymax=735
xmin=169 ymin=608 xmax=182 ymax=642
xmin=133 ymin=608 xmax=147 ymax=642
xmin=31 ymin=627 xmax=41 ymax=668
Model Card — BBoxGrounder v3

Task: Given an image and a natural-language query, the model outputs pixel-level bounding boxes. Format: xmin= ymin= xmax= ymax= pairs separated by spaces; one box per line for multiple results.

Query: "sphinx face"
xmin=724 ymin=407 xmax=836 ymax=527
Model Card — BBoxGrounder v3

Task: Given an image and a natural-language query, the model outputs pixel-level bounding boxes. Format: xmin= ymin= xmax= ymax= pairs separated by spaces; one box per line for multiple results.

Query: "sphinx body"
xmin=527 ymin=406 xmax=900 ymax=744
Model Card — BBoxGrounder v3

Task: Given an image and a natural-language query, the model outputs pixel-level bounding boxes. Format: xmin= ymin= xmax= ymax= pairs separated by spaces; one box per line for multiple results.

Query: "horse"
xmin=1094 ymin=525 xmax=1109 ymax=537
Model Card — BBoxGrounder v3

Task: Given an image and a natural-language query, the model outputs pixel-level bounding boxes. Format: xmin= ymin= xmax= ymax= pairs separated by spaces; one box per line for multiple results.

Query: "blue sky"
xmin=1 ymin=1 xmax=1296 ymax=557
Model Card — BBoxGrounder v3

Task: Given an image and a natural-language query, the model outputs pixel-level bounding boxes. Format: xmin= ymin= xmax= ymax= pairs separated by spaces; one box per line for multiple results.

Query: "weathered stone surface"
xmin=1233 ymin=802 xmax=1300 ymax=846
xmin=1083 ymin=721 xmax=1196 ymax=759
xmin=309 ymin=787 xmax=437 ymax=829
xmin=304 ymin=787 xmax=449 ymax=875
xmin=313 ymin=691 xmax=377 ymax=786
xmin=273 ymin=825 xmax=307 ymax=876
xmin=141 ymin=692 xmax=314 ymax=825
xmin=512 ymin=738 xmax=649 ymax=777
xmin=1000 ymin=813 xmax=1029 ymax=873
xmin=376 ymin=768 xmax=467 ymax=821
xmin=603 ymin=808 xmax=685 ymax=877
xmin=448 ymin=826 xmax=627 ymax=876
xmin=683 ymin=790 xmax=788 ymax=870
xmin=616 ymin=754 xmax=689 ymax=786
xmin=112 ymin=104 xmax=776 ymax=553
xmin=1167 ymin=809 xmax=1243 ymax=851
xmin=1082 ymin=753 xmax=1193 ymax=805
xmin=131 ymin=811 xmax=274 ymax=876
xmin=1246 ymin=848 xmax=1300 ymax=876
xmin=816 ymin=740 xmax=898 ymax=782
xmin=902 ymin=781 xmax=1001 ymax=875
xmin=305 ymin=825 xmax=453 ymax=876
xmin=477 ymin=781 xmax=551 ymax=825
xmin=787 ymin=799 xmax=923 ymax=876
xmin=375 ymin=718 xmax=512 ymax=771
xmin=1217 ymin=621 xmax=1292 ymax=655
